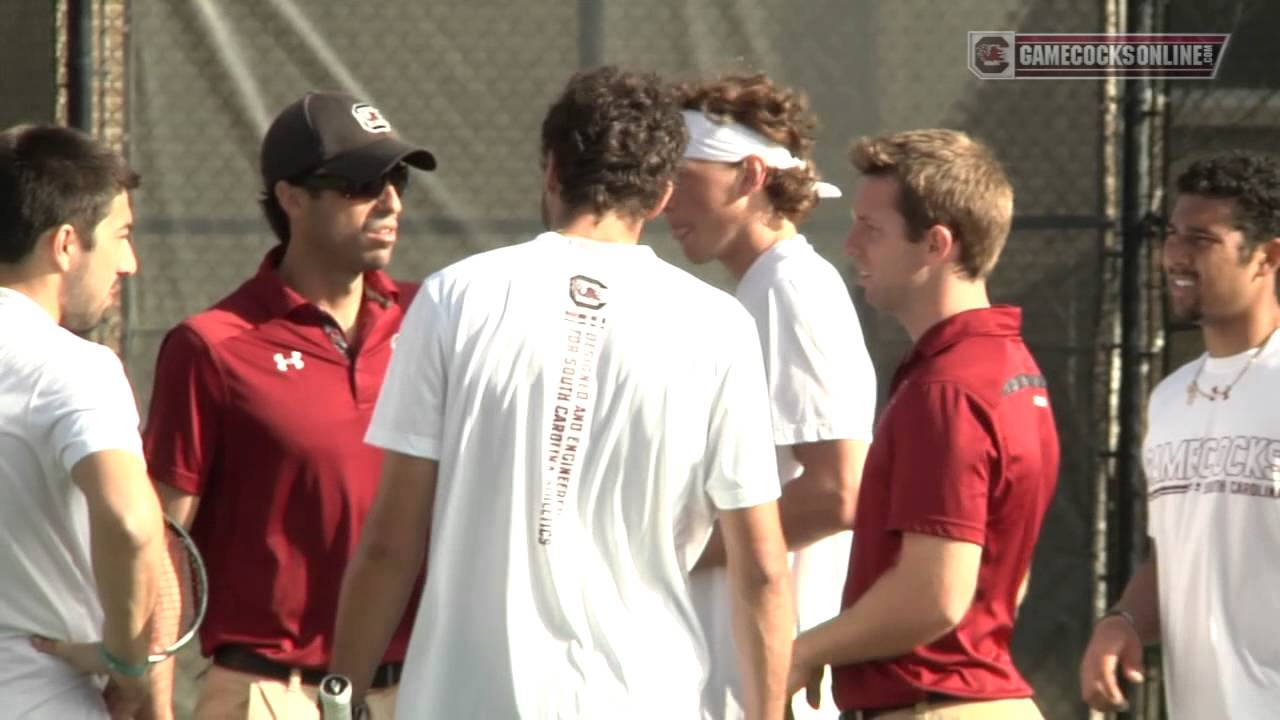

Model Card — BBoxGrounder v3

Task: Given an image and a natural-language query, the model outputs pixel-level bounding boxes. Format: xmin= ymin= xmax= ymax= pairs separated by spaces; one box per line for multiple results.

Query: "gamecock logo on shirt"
xmin=568 ymin=275 xmax=608 ymax=310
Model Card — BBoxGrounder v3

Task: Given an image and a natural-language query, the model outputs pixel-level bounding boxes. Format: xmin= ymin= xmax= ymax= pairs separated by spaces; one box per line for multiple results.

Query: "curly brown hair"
xmin=540 ymin=66 xmax=687 ymax=221
xmin=850 ymin=129 xmax=1013 ymax=279
xmin=675 ymin=73 xmax=822 ymax=223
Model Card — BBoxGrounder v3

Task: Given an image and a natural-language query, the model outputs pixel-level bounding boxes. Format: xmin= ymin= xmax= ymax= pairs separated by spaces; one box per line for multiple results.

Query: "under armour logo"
xmin=273 ymin=350 xmax=305 ymax=372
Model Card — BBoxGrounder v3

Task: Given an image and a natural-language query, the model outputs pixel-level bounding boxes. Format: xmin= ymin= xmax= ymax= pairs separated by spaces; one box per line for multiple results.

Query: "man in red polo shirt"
xmin=142 ymin=92 xmax=436 ymax=719
xmin=787 ymin=129 xmax=1059 ymax=719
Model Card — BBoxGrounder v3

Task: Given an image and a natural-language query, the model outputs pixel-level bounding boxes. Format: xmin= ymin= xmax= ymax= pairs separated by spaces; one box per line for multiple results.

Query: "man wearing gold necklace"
xmin=1080 ymin=152 xmax=1280 ymax=719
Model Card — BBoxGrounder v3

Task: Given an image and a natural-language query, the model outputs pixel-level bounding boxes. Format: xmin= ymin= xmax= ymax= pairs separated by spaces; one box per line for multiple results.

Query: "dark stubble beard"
xmin=1169 ymin=298 xmax=1203 ymax=324
xmin=60 ymin=270 xmax=109 ymax=333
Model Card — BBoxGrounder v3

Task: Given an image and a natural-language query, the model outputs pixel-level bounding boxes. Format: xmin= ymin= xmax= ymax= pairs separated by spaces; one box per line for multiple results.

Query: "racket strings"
xmin=149 ymin=521 xmax=207 ymax=660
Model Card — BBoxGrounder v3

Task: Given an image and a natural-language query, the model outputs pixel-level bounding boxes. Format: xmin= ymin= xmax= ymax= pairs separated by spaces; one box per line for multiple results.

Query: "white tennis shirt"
xmin=0 ymin=287 xmax=144 ymax=718
xmin=1144 ymin=332 xmax=1280 ymax=720
xmin=692 ymin=236 xmax=876 ymax=720
xmin=366 ymin=233 xmax=782 ymax=719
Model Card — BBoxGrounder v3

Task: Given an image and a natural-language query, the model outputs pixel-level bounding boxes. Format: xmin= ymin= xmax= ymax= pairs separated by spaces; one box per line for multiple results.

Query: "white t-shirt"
xmin=0 ymin=287 xmax=144 ymax=718
xmin=1143 ymin=331 xmax=1280 ymax=720
xmin=691 ymin=236 xmax=876 ymax=720
xmin=366 ymin=232 xmax=781 ymax=719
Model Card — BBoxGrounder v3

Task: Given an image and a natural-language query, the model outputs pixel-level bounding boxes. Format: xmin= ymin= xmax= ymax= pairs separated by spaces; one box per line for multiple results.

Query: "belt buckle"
xmin=371 ymin=661 xmax=402 ymax=689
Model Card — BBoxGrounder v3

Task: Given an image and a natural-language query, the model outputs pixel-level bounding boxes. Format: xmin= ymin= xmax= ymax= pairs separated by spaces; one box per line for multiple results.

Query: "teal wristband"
xmin=98 ymin=644 xmax=149 ymax=678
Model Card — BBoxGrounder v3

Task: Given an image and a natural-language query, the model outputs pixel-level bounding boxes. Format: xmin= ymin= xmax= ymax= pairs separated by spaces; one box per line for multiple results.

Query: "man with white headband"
xmin=666 ymin=73 xmax=875 ymax=720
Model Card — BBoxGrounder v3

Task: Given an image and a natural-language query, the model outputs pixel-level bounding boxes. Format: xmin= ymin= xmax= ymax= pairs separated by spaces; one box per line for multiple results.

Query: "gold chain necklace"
xmin=1185 ymin=327 xmax=1278 ymax=406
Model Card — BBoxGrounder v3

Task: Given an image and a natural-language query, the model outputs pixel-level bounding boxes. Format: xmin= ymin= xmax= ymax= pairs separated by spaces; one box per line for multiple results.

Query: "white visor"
xmin=681 ymin=110 xmax=842 ymax=199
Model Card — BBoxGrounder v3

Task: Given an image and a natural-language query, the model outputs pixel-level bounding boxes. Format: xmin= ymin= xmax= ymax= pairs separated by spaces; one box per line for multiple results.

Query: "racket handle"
xmin=318 ymin=674 xmax=353 ymax=720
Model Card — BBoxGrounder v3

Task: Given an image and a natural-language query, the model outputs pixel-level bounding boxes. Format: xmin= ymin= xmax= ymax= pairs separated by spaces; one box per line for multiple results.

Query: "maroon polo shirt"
xmin=143 ymin=247 xmax=421 ymax=669
xmin=833 ymin=306 xmax=1059 ymax=711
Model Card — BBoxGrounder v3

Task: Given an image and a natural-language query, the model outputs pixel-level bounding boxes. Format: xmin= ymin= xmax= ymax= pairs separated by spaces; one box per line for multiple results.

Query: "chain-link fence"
xmin=86 ymin=0 xmax=129 ymax=353
xmin=1163 ymin=0 xmax=1280 ymax=367
xmin=0 ymin=3 xmax=58 ymax=130
xmin=36 ymin=0 xmax=131 ymax=351
xmin=34 ymin=0 xmax=1280 ymax=717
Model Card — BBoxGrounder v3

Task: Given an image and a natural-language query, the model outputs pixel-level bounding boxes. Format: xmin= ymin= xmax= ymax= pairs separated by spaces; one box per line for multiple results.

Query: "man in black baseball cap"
xmin=140 ymin=92 xmax=432 ymax=718
xmin=258 ymin=91 xmax=436 ymax=249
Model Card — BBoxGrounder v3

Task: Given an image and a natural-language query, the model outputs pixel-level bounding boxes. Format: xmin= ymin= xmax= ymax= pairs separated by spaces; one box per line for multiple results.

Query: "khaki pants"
xmin=194 ymin=664 xmax=399 ymax=719
xmin=848 ymin=698 xmax=1045 ymax=720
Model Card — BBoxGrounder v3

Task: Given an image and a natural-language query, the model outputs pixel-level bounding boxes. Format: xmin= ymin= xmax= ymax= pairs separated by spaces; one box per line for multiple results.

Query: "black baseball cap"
xmin=260 ymin=91 xmax=436 ymax=190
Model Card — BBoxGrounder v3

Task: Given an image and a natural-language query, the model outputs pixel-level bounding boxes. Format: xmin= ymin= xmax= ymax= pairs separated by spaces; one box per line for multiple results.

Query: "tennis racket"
xmin=147 ymin=515 xmax=208 ymax=662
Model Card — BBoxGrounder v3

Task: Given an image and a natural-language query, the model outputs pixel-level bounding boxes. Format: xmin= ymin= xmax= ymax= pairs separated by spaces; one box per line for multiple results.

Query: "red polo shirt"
xmin=143 ymin=247 xmax=421 ymax=669
xmin=833 ymin=307 xmax=1059 ymax=711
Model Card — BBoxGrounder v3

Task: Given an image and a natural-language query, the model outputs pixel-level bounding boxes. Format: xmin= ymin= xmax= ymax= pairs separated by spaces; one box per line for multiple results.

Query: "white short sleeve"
xmin=35 ymin=344 xmax=144 ymax=476
xmin=748 ymin=272 xmax=876 ymax=446
xmin=365 ymin=274 xmax=449 ymax=459
xmin=703 ymin=308 xmax=782 ymax=510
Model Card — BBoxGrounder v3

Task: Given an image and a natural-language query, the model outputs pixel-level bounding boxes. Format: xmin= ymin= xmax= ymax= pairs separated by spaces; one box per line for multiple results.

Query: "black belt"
xmin=213 ymin=645 xmax=402 ymax=690
xmin=841 ymin=710 xmax=896 ymax=720
xmin=840 ymin=693 xmax=956 ymax=719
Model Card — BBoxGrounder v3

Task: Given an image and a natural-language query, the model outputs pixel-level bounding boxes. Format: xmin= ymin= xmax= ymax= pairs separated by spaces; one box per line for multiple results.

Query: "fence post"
xmin=65 ymin=0 xmax=92 ymax=131
xmin=1116 ymin=0 xmax=1162 ymax=717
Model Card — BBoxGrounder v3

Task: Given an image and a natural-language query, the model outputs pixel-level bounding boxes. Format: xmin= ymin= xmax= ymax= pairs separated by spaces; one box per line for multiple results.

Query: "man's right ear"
xmin=44 ymin=224 xmax=79 ymax=272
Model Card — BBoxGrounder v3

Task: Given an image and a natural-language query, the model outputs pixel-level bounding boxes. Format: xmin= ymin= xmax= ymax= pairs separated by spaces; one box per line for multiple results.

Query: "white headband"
xmin=681 ymin=110 xmax=842 ymax=199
